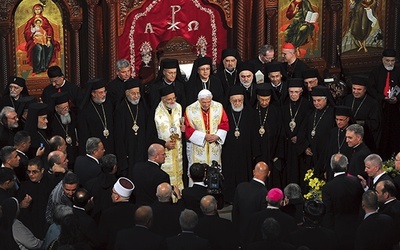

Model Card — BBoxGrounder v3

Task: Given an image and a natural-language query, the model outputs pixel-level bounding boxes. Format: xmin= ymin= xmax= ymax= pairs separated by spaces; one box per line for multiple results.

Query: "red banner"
xmin=118 ymin=0 xmax=228 ymax=77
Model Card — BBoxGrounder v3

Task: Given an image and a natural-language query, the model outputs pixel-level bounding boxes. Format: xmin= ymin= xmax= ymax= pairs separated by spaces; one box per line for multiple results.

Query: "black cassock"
xmin=41 ymin=81 xmax=82 ymax=114
xmin=49 ymin=112 xmax=78 ymax=168
xmin=114 ymin=99 xmax=148 ymax=177
xmin=304 ymin=105 xmax=335 ymax=178
xmin=281 ymin=97 xmax=312 ymax=186
xmin=186 ymin=75 xmax=224 ymax=105
xmin=217 ymin=69 xmax=239 ymax=96
xmin=322 ymin=127 xmax=353 ymax=181
xmin=16 ymin=174 xmax=61 ymax=239
xmin=343 ymin=94 xmax=381 ymax=153
xmin=107 ymin=77 xmax=126 ymax=111
xmin=222 ymin=104 xmax=255 ymax=202
xmin=78 ymin=99 xmax=114 ymax=154
xmin=253 ymin=104 xmax=282 ymax=189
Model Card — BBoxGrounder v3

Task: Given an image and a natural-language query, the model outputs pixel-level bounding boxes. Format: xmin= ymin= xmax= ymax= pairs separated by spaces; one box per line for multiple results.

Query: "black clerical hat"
xmin=161 ymin=58 xmax=179 ymax=69
xmin=159 ymin=85 xmax=175 ymax=97
xmin=51 ymin=92 xmax=69 ymax=105
xmin=8 ymin=76 xmax=25 ymax=87
xmin=335 ymin=106 xmax=352 ymax=117
xmin=28 ymin=103 xmax=48 ymax=116
xmin=237 ymin=62 xmax=254 ymax=74
xmin=256 ymin=87 xmax=272 ymax=96
xmin=311 ymin=85 xmax=329 ymax=96
xmin=287 ymin=78 xmax=304 ymax=88
xmin=47 ymin=66 xmax=63 ymax=78
xmin=302 ymin=69 xmax=319 ymax=79
xmin=351 ymin=76 xmax=367 ymax=86
xmin=125 ymin=78 xmax=141 ymax=90
xmin=222 ymin=48 xmax=239 ymax=59
xmin=197 ymin=57 xmax=212 ymax=67
xmin=89 ymin=78 xmax=106 ymax=91
xmin=266 ymin=62 xmax=282 ymax=73
xmin=382 ymin=49 xmax=396 ymax=57
xmin=228 ymin=86 xmax=244 ymax=96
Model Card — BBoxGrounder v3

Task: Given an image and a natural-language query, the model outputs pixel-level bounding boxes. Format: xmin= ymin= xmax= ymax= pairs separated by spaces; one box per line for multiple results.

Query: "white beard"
xmin=92 ymin=97 xmax=106 ymax=104
xmin=60 ymin=113 xmax=72 ymax=125
xmin=231 ymin=104 xmax=244 ymax=112
xmin=166 ymin=102 xmax=177 ymax=109
xmin=8 ymin=122 xmax=18 ymax=129
xmin=384 ymin=65 xmax=394 ymax=71
xmin=38 ymin=125 xmax=47 ymax=130
xmin=10 ymin=92 xmax=18 ymax=98
xmin=127 ymin=96 xmax=140 ymax=105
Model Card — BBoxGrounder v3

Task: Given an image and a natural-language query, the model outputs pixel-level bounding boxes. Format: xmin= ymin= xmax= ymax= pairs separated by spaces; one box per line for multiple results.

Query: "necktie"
xmin=57 ymin=88 xmax=61 ymax=93
xmin=384 ymin=71 xmax=390 ymax=97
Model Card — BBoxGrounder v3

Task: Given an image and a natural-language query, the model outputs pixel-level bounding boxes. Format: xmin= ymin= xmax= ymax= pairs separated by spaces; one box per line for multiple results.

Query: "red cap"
xmin=282 ymin=43 xmax=295 ymax=50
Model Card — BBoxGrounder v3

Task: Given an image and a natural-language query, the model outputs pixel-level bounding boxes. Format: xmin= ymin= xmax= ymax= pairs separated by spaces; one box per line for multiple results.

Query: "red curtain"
xmin=118 ymin=0 xmax=228 ymax=77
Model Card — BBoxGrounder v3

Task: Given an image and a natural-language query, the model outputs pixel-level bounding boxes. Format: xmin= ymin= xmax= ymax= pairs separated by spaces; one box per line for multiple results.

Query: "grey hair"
xmin=179 ymin=209 xmax=198 ymax=231
xmin=116 ymin=59 xmax=130 ymax=71
xmin=284 ymin=183 xmax=302 ymax=199
xmin=260 ymin=45 xmax=274 ymax=56
xmin=53 ymin=205 xmax=73 ymax=225
xmin=330 ymin=154 xmax=348 ymax=173
xmin=86 ymin=137 xmax=101 ymax=155
xmin=362 ymin=190 xmax=378 ymax=210
xmin=0 ymin=106 xmax=16 ymax=120
xmin=364 ymin=154 xmax=383 ymax=169
xmin=346 ymin=124 xmax=364 ymax=138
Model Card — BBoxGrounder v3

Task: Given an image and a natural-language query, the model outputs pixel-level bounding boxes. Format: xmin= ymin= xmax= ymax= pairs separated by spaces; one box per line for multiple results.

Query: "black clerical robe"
xmin=222 ymin=104 xmax=255 ymax=202
xmin=107 ymin=77 xmax=126 ymax=111
xmin=114 ymin=99 xmax=148 ymax=177
xmin=41 ymin=80 xmax=82 ymax=114
xmin=49 ymin=112 xmax=78 ymax=167
xmin=281 ymin=97 xmax=313 ymax=185
xmin=217 ymin=69 xmax=239 ymax=96
xmin=343 ymin=94 xmax=381 ymax=152
xmin=78 ymin=99 xmax=114 ymax=154
xmin=282 ymin=58 xmax=309 ymax=79
xmin=186 ymin=75 xmax=224 ymax=105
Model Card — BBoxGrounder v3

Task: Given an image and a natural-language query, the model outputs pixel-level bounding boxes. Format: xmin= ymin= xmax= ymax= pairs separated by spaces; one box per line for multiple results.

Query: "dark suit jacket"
xmin=322 ymin=173 xmax=363 ymax=249
xmin=371 ymin=173 xmax=392 ymax=191
xmin=98 ymin=202 xmax=137 ymax=250
xmin=181 ymin=184 xmax=208 ymax=216
xmin=194 ymin=214 xmax=237 ymax=250
xmin=130 ymin=161 xmax=170 ymax=205
xmin=167 ymin=232 xmax=209 ymax=250
xmin=243 ymin=208 xmax=297 ymax=247
xmin=355 ymin=212 xmax=396 ymax=250
xmin=290 ymin=226 xmax=336 ymax=250
xmin=74 ymin=155 xmax=101 ymax=186
xmin=150 ymin=200 xmax=184 ymax=238
xmin=379 ymin=199 xmax=400 ymax=243
xmin=232 ymin=179 xmax=267 ymax=243
xmin=73 ymin=207 xmax=100 ymax=248
xmin=115 ymin=225 xmax=167 ymax=250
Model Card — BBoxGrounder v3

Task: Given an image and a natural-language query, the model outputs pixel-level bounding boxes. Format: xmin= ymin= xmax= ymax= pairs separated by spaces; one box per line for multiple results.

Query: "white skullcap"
xmin=113 ymin=177 xmax=135 ymax=197
xmin=197 ymin=89 xmax=213 ymax=100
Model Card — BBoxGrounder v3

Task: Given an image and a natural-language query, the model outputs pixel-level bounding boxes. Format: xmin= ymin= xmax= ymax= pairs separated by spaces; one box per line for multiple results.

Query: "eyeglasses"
xmin=26 ymin=170 xmax=40 ymax=175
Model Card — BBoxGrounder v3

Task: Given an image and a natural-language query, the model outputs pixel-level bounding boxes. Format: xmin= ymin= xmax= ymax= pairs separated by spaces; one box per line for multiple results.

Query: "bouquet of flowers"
xmin=382 ymin=156 xmax=400 ymax=178
xmin=303 ymin=169 xmax=326 ymax=200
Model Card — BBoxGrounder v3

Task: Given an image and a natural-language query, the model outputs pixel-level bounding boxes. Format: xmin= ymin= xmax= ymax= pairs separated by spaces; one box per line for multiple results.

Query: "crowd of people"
xmin=0 ymin=43 xmax=400 ymax=249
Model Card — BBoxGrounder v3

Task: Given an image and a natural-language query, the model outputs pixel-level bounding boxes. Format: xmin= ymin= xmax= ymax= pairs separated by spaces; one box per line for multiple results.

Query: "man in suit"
xmin=151 ymin=182 xmax=184 ymax=238
xmin=106 ymin=59 xmax=132 ymax=111
xmin=346 ymin=124 xmax=371 ymax=178
xmin=243 ymin=188 xmax=296 ymax=247
xmin=376 ymin=180 xmax=400 ymax=245
xmin=74 ymin=137 xmax=104 ymax=186
xmin=181 ymin=163 xmax=208 ymax=216
xmin=195 ymin=195 xmax=237 ymax=250
xmin=232 ymin=161 xmax=270 ymax=245
xmin=98 ymin=177 xmax=136 ymax=250
xmin=322 ymin=153 xmax=364 ymax=250
xmin=166 ymin=209 xmax=209 ymax=249
xmin=355 ymin=190 xmax=396 ymax=250
xmin=358 ymin=153 xmax=393 ymax=191
xmin=72 ymin=188 xmax=100 ymax=248
xmin=115 ymin=205 xmax=167 ymax=250
xmin=130 ymin=143 xmax=170 ymax=205
xmin=248 ymin=44 xmax=275 ymax=82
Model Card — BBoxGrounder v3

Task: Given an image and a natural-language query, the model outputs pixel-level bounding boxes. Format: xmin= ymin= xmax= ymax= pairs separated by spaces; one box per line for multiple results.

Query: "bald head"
xmin=156 ymin=182 xmax=173 ymax=202
xmin=253 ymin=161 xmax=270 ymax=182
xmin=134 ymin=205 xmax=153 ymax=227
xmin=200 ymin=195 xmax=217 ymax=215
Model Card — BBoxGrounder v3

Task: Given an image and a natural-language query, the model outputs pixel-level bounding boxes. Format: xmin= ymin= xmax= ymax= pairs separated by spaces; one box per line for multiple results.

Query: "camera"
xmin=204 ymin=160 xmax=224 ymax=195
